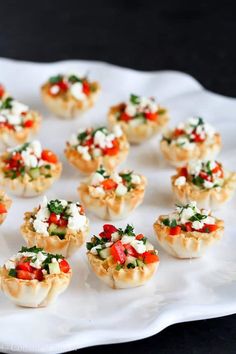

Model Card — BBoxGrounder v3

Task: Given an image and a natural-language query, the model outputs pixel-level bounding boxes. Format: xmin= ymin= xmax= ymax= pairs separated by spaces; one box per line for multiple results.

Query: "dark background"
xmin=1 ymin=1 xmax=236 ymax=353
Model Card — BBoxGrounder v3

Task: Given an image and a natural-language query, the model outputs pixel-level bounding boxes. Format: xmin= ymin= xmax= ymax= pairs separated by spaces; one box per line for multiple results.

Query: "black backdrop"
xmin=0 ymin=1 xmax=236 ymax=353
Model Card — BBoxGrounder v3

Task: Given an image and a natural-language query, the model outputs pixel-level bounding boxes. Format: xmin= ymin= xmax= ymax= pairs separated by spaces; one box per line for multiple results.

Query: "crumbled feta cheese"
xmin=110 ymin=172 xmax=122 ymax=184
xmin=33 ymin=219 xmax=49 ymax=236
xmin=131 ymin=174 xmax=141 ymax=184
xmin=21 ymin=150 xmax=38 ymax=168
xmin=179 ymin=207 xmax=195 ymax=224
xmin=70 ymin=82 xmax=87 ymax=101
xmin=30 ymin=140 xmax=42 ymax=158
xmin=5 ymin=260 xmax=16 ymax=270
xmin=50 ymin=85 xmax=60 ymax=95
xmin=90 ymin=245 xmax=102 ymax=255
xmin=121 ymin=235 xmax=135 ymax=244
xmin=94 ymin=130 xmax=114 ymax=149
xmin=90 ymin=186 xmax=105 ymax=198
xmin=125 ymin=104 xmax=137 ymax=116
xmin=67 ymin=203 xmax=87 ymax=231
xmin=11 ymin=100 xmax=29 ymax=115
xmin=92 ymin=148 xmax=102 ymax=158
xmin=204 ymin=180 xmax=214 ymax=189
xmin=6 ymin=114 xmax=22 ymax=125
xmin=91 ymin=172 xmax=105 ymax=186
xmin=111 ymin=232 xmax=120 ymax=242
xmin=187 ymin=160 xmax=202 ymax=176
xmin=77 ymin=145 xmax=91 ymax=161
xmin=115 ymin=183 xmax=128 ymax=196
xmin=174 ymin=176 xmax=186 ymax=186
xmin=192 ymin=220 xmax=204 ymax=230
xmin=130 ymin=239 xmax=146 ymax=254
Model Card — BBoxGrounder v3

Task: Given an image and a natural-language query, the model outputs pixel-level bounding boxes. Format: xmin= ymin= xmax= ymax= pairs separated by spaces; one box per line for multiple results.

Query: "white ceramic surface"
xmin=0 ymin=58 xmax=236 ymax=354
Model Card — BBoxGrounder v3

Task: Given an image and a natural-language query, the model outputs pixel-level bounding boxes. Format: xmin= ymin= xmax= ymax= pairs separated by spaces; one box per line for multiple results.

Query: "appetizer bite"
xmin=0 ymin=94 xmax=41 ymax=149
xmin=0 ymin=140 xmax=62 ymax=197
xmin=0 ymin=246 xmax=71 ymax=308
xmin=21 ymin=197 xmax=89 ymax=257
xmin=41 ymin=74 xmax=100 ymax=119
xmin=172 ymin=160 xmax=236 ymax=209
xmin=65 ymin=126 xmax=129 ymax=174
xmin=79 ymin=166 xmax=147 ymax=220
xmin=153 ymin=201 xmax=224 ymax=258
xmin=0 ymin=190 xmax=12 ymax=224
xmin=108 ymin=94 xmax=169 ymax=143
xmin=160 ymin=117 xmax=221 ymax=166
xmin=87 ymin=224 xmax=159 ymax=288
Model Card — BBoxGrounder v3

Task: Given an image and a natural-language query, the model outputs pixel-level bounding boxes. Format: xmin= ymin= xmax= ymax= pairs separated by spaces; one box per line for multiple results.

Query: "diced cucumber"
xmin=48 ymin=223 xmax=66 ymax=239
xmin=29 ymin=167 xmax=40 ymax=179
xmin=136 ymin=259 xmax=145 ymax=268
xmin=49 ymin=262 xmax=61 ymax=274
xmin=98 ymin=248 xmax=111 ymax=260
xmin=125 ymin=256 xmax=137 ymax=267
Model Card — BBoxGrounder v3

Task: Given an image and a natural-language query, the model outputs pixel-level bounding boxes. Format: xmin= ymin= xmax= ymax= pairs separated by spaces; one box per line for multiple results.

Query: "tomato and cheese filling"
xmin=2 ymin=140 xmax=58 ymax=180
xmin=4 ymin=246 xmax=70 ymax=281
xmin=46 ymin=74 xmax=97 ymax=100
xmin=87 ymin=224 xmax=159 ymax=269
xmin=161 ymin=202 xmax=218 ymax=235
xmin=115 ymin=94 xmax=166 ymax=125
xmin=162 ymin=117 xmax=216 ymax=150
xmin=174 ymin=160 xmax=224 ymax=189
xmin=68 ymin=126 xmax=123 ymax=161
xmin=87 ymin=166 xmax=142 ymax=198
xmin=31 ymin=196 xmax=87 ymax=238
xmin=0 ymin=96 xmax=37 ymax=132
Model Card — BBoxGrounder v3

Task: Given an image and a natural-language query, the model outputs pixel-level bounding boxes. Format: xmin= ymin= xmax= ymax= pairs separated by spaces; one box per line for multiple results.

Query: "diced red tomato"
xmin=120 ymin=112 xmax=131 ymax=122
xmin=16 ymin=258 xmax=33 ymax=272
xmin=173 ymin=128 xmax=185 ymax=137
xmin=103 ymin=138 xmax=119 ymax=156
xmin=0 ymin=84 xmax=5 ymax=98
xmin=123 ymin=244 xmax=139 ymax=258
xmin=23 ymin=119 xmax=34 ymax=128
xmin=0 ymin=203 xmax=7 ymax=214
xmin=212 ymin=163 xmax=224 ymax=178
xmin=179 ymin=167 xmax=188 ymax=178
xmin=0 ymin=122 xmax=14 ymax=130
xmin=136 ymin=233 xmax=144 ymax=240
xmin=12 ymin=152 xmax=22 ymax=161
xmin=16 ymin=270 xmax=36 ymax=280
xmin=82 ymin=81 xmax=91 ymax=95
xmin=169 ymin=225 xmax=182 ymax=236
xmin=99 ymin=224 xmax=118 ymax=239
xmin=145 ymin=112 xmax=158 ymax=121
xmin=143 ymin=251 xmax=159 ymax=264
xmin=202 ymin=224 xmax=218 ymax=233
xmin=192 ymin=132 xmax=205 ymax=143
xmin=41 ymin=149 xmax=58 ymax=163
xmin=185 ymin=222 xmax=193 ymax=232
xmin=58 ymin=218 xmax=68 ymax=227
xmin=83 ymin=137 xmax=94 ymax=147
xmin=48 ymin=212 xmax=59 ymax=225
xmin=33 ymin=269 xmax=44 ymax=281
xmin=199 ymin=171 xmax=212 ymax=182
xmin=101 ymin=178 xmax=118 ymax=190
xmin=59 ymin=259 xmax=70 ymax=273
xmin=110 ymin=240 xmax=126 ymax=264
xmin=57 ymin=80 xmax=69 ymax=91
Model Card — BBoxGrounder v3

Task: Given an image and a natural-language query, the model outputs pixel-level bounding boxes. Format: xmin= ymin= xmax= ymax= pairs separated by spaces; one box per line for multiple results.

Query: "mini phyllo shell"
xmin=0 ymin=140 xmax=62 ymax=197
xmin=21 ymin=196 xmax=89 ymax=257
xmin=0 ymin=190 xmax=12 ymax=224
xmin=108 ymin=94 xmax=169 ymax=144
xmin=0 ymin=246 xmax=71 ymax=308
xmin=41 ymin=73 xmax=100 ymax=119
xmin=87 ymin=224 xmax=159 ymax=289
xmin=79 ymin=166 xmax=147 ymax=220
xmin=0 ymin=95 xmax=41 ymax=149
xmin=65 ymin=125 xmax=129 ymax=174
xmin=172 ymin=160 xmax=236 ymax=209
xmin=153 ymin=201 xmax=224 ymax=259
xmin=160 ymin=117 xmax=221 ymax=167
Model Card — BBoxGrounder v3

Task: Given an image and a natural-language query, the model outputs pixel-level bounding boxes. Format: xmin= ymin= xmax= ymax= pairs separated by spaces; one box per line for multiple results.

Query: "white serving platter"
xmin=0 ymin=58 xmax=236 ymax=354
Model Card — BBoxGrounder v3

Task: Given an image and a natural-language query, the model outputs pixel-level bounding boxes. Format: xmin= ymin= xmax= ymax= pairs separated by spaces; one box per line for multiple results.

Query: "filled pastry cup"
xmin=108 ymin=94 xmax=169 ymax=144
xmin=0 ymin=95 xmax=41 ymax=150
xmin=0 ymin=140 xmax=62 ymax=197
xmin=160 ymin=117 xmax=222 ymax=167
xmin=0 ymin=246 xmax=71 ymax=308
xmin=78 ymin=166 xmax=147 ymax=220
xmin=171 ymin=160 xmax=236 ymax=209
xmin=0 ymin=190 xmax=12 ymax=224
xmin=65 ymin=125 xmax=129 ymax=174
xmin=87 ymin=223 xmax=159 ymax=289
xmin=153 ymin=201 xmax=224 ymax=259
xmin=41 ymin=73 xmax=100 ymax=119
xmin=20 ymin=196 xmax=89 ymax=257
